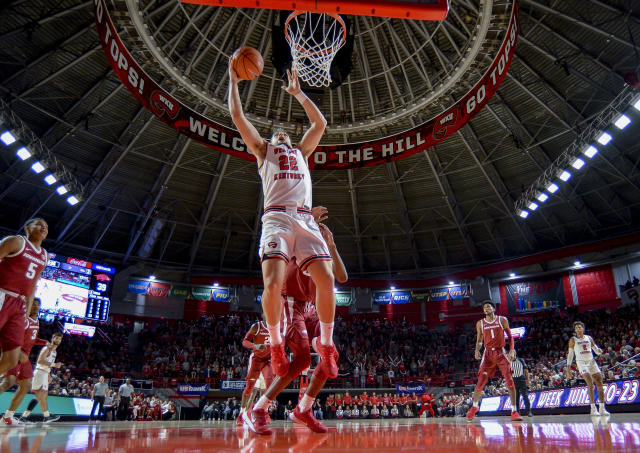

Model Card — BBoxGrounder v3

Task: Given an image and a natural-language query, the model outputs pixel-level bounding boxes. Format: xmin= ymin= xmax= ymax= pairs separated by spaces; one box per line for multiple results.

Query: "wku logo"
xmin=432 ymin=108 xmax=459 ymax=140
xmin=150 ymin=90 xmax=180 ymax=119
xmin=268 ymin=242 xmax=277 ymax=248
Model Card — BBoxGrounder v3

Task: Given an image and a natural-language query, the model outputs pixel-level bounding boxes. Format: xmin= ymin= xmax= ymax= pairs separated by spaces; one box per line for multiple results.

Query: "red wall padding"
xmin=183 ymin=300 xmax=230 ymax=320
xmin=574 ymin=266 xmax=619 ymax=307
xmin=562 ymin=274 xmax=575 ymax=306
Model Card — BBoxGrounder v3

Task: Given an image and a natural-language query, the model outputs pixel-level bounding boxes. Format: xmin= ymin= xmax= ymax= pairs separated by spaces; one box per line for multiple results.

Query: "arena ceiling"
xmin=0 ymin=0 xmax=639 ymax=281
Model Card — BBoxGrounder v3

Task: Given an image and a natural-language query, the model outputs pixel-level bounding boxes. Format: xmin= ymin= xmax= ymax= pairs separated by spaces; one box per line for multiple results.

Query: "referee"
xmin=510 ymin=352 xmax=533 ymax=417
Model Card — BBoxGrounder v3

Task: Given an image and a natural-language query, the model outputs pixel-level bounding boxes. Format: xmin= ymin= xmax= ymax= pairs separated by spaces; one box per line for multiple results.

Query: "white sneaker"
xmin=599 ymin=405 xmax=610 ymax=416
xmin=2 ymin=416 xmax=24 ymax=427
xmin=590 ymin=407 xmax=600 ymax=416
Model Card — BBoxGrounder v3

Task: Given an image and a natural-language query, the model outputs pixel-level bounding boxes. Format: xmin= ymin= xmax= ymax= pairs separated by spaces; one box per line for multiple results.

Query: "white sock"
xmin=311 ymin=337 xmax=319 ymax=353
xmin=4 ymin=410 xmax=14 ymax=418
xmin=268 ymin=322 xmax=282 ymax=345
xmin=472 ymin=401 xmax=479 ymax=408
xmin=599 ymin=402 xmax=605 ymax=407
xmin=22 ymin=410 xmax=31 ymax=417
xmin=43 ymin=411 xmax=50 ymax=417
xmin=254 ymin=396 xmax=272 ymax=411
xmin=590 ymin=403 xmax=596 ymax=409
xmin=320 ymin=321 xmax=334 ymax=346
xmin=298 ymin=394 xmax=314 ymax=412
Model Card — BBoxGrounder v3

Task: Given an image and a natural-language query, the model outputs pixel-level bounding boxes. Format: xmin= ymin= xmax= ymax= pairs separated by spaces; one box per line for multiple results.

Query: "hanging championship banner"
xmin=391 ymin=291 xmax=411 ymax=304
xmin=211 ymin=287 xmax=230 ymax=302
xmin=335 ymin=292 xmax=352 ymax=306
xmin=191 ymin=286 xmax=213 ymax=301
xmin=373 ymin=292 xmax=392 ymax=305
xmin=504 ymin=277 xmax=566 ymax=315
xmin=147 ymin=282 xmax=171 ymax=298
xmin=127 ymin=280 xmax=150 ymax=294
xmin=169 ymin=285 xmax=190 ymax=299
xmin=94 ymin=0 xmax=519 ymax=170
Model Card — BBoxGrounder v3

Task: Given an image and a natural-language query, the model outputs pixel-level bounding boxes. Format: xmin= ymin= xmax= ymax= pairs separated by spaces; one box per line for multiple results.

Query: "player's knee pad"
xmin=475 ymin=372 xmax=489 ymax=392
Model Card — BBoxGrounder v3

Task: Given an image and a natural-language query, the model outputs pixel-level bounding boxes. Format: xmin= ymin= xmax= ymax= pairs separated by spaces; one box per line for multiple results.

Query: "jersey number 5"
xmin=26 ymin=262 xmax=38 ymax=279
xmin=278 ymin=154 xmax=298 ymax=171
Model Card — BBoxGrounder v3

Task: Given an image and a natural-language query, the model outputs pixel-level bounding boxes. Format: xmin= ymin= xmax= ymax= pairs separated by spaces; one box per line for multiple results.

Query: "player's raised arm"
xmin=283 ymin=69 xmax=327 ymax=158
xmin=566 ymin=337 xmax=575 ymax=379
xmin=228 ymin=60 xmax=267 ymax=163
xmin=474 ymin=320 xmax=483 ymax=360
xmin=589 ymin=336 xmax=603 ymax=355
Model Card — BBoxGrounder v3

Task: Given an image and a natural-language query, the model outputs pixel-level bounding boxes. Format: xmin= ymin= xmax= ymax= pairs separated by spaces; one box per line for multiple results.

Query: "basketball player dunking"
xmin=0 ymin=218 xmax=48 ymax=376
xmin=466 ymin=300 xmax=522 ymax=421
xmin=566 ymin=321 xmax=610 ymax=416
xmin=237 ymin=318 xmax=275 ymax=424
xmin=1 ymin=298 xmax=47 ymax=426
xmin=228 ymin=64 xmax=338 ymax=381
xmin=244 ymin=219 xmax=347 ymax=435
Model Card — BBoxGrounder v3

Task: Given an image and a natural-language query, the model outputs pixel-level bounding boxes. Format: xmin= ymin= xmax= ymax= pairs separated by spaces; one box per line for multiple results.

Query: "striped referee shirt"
xmin=510 ymin=358 xmax=526 ymax=378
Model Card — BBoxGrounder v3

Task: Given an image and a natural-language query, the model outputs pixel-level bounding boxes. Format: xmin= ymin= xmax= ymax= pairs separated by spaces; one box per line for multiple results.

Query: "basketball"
xmin=231 ymin=46 xmax=264 ymax=81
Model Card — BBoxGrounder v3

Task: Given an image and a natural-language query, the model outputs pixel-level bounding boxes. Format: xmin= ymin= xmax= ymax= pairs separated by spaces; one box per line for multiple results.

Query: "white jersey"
xmin=35 ymin=346 xmax=57 ymax=373
xmin=258 ymin=143 xmax=312 ymax=211
xmin=573 ymin=335 xmax=595 ymax=363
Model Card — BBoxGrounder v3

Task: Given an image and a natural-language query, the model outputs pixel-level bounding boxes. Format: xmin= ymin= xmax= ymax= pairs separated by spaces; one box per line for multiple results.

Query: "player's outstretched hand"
xmin=228 ymin=58 xmax=239 ymax=84
xmin=282 ymin=68 xmax=301 ymax=96
xmin=312 ymin=206 xmax=328 ymax=223
xmin=508 ymin=349 xmax=516 ymax=361
xmin=319 ymin=223 xmax=335 ymax=248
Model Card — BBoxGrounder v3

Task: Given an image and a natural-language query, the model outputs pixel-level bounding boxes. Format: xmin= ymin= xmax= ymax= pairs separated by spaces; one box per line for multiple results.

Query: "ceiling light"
xmin=536 ymin=191 xmax=549 ymax=202
xmin=596 ymin=132 xmax=612 ymax=145
xmin=518 ymin=209 xmax=529 ymax=219
xmin=634 ymin=96 xmax=640 ymax=111
xmin=31 ymin=161 xmax=45 ymax=174
xmin=614 ymin=114 xmax=631 ymax=130
xmin=0 ymin=131 xmax=16 ymax=145
xmin=448 ymin=281 xmax=454 ymax=285
xmin=574 ymin=260 xmax=581 ymax=266
xmin=16 ymin=147 xmax=31 ymax=160
xmin=571 ymin=158 xmax=585 ymax=170
xmin=149 ymin=275 xmax=156 ymax=280
xmin=546 ymin=182 xmax=559 ymax=193
xmin=390 ymin=286 xmax=396 ymax=290
xmin=558 ymin=170 xmax=572 ymax=181
xmin=56 ymin=185 xmax=68 ymax=195
xmin=509 ymin=272 xmax=516 ymax=277
xmin=44 ymin=174 xmax=57 ymax=185
xmin=583 ymin=145 xmax=598 ymax=158
xmin=213 ymin=282 xmax=219 ymax=287
xmin=527 ymin=201 xmax=539 ymax=211
xmin=334 ymin=287 xmax=337 ymax=292
xmin=66 ymin=195 xmax=79 ymax=206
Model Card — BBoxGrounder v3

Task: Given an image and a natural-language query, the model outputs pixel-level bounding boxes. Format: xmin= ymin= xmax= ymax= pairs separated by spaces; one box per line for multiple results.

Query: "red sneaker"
xmin=289 ymin=407 xmax=328 ymax=433
xmin=510 ymin=411 xmax=523 ymax=421
xmin=466 ymin=406 xmax=479 ymax=421
xmin=2 ymin=416 xmax=24 ymax=426
xmin=243 ymin=408 xmax=273 ymax=436
xmin=270 ymin=343 xmax=289 ymax=377
xmin=236 ymin=412 xmax=244 ymax=426
xmin=317 ymin=344 xmax=338 ymax=379
xmin=265 ymin=412 xmax=272 ymax=424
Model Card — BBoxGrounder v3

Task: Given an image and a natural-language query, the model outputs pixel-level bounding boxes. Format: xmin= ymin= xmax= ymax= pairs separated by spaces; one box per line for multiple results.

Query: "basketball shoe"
xmin=242 ymin=408 xmax=272 ymax=436
xmin=466 ymin=406 xmax=479 ymax=421
xmin=236 ymin=413 xmax=244 ymax=426
xmin=270 ymin=343 xmax=289 ymax=377
xmin=289 ymin=407 xmax=328 ymax=433
xmin=599 ymin=403 xmax=610 ymax=416
xmin=510 ymin=411 xmax=523 ymax=421
xmin=2 ymin=416 xmax=24 ymax=427
xmin=316 ymin=344 xmax=338 ymax=379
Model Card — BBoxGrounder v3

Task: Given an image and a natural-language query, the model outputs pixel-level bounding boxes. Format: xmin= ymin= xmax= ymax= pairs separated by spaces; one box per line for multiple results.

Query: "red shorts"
xmin=0 ymin=292 xmax=26 ymax=352
xmin=246 ymin=354 xmax=274 ymax=388
xmin=6 ymin=359 xmax=33 ymax=381
xmin=478 ymin=348 xmax=512 ymax=380
xmin=283 ymin=297 xmax=320 ymax=354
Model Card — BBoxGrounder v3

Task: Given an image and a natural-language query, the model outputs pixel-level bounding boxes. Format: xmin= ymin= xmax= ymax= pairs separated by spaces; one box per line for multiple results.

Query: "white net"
xmin=285 ymin=11 xmax=346 ymax=87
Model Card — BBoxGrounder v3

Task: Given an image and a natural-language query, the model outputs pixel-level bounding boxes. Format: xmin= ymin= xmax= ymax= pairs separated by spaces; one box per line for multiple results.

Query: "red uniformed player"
xmin=0 ymin=218 xmax=48 ymax=375
xmin=419 ymin=392 xmax=435 ymax=418
xmin=237 ymin=319 xmax=275 ymax=424
xmin=243 ymin=220 xmax=347 ymax=435
xmin=1 ymin=298 xmax=47 ymax=425
xmin=466 ymin=300 xmax=522 ymax=421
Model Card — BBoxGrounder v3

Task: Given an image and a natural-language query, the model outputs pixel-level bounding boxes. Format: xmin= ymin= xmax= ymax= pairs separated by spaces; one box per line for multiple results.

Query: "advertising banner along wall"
xmin=504 ymin=277 xmax=566 ymax=315
xmin=94 ymin=0 xmax=519 ymax=170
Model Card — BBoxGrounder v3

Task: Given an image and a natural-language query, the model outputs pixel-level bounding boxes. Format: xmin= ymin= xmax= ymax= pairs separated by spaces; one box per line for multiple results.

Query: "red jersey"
xmin=482 ymin=316 xmax=506 ymax=349
xmin=421 ymin=394 xmax=431 ymax=404
xmin=22 ymin=316 xmax=44 ymax=355
xmin=0 ymin=236 xmax=48 ymax=298
xmin=326 ymin=396 xmax=335 ymax=407
xmin=383 ymin=396 xmax=390 ymax=405
xmin=244 ymin=322 xmax=271 ymax=359
xmin=361 ymin=394 xmax=369 ymax=405
xmin=400 ymin=395 xmax=408 ymax=404
xmin=282 ymin=258 xmax=315 ymax=302
xmin=370 ymin=396 xmax=379 ymax=405
xmin=343 ymin=395 xmax=352 ymax=405
xmin=335 ymin=396 xmax=343 ymax=406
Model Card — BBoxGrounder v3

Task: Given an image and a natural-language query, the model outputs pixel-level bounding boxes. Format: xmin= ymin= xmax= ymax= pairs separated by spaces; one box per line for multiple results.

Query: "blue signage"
xmin=255 ymin=293 xmax=262 ymax=304
xmin=373 ymin=292 xmax=392 ymax=305
xmin=211 ymin=288 xmax=230 ymax=302
xmin=176 ymin=383 xmax=209 ymax=395
xmin=128 ymin=280 xmax=150 ymax=294
xmin=92 ymin=263 xmax=116 ymax=274
xmin=396 ymin=383 xmax=426 ymax=394
xmin=391 ymin=291 xmax=411 ymax=304
xmin=479 ymin=378 xmax=640 ymax=413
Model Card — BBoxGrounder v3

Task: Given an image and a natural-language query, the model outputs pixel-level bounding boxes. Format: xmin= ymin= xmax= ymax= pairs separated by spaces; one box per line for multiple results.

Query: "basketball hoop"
xmin=284 ymin=11 xmax=347 ymax=87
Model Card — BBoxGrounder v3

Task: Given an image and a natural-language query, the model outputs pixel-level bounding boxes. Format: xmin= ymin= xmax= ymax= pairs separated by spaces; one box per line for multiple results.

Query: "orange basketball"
xmin=232 ymin=46 xmax=264 ymax=81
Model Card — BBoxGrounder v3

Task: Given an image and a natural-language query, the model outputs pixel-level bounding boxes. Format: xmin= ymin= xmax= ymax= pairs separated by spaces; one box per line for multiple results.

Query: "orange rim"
xmin=284 ymin=10 xmax=347 ymax=56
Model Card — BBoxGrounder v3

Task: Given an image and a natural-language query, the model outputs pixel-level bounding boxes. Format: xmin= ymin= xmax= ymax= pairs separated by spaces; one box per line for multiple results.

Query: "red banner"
xmin=94 ymin=0 xmax=518 ymax=170
xmin=147 ymin=282 xmax=171 ymax=298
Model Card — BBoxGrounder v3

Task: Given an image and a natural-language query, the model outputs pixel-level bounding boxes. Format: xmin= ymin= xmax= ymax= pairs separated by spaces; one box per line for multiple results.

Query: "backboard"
xmin=180 ymin=0 xmax=449 ymax=21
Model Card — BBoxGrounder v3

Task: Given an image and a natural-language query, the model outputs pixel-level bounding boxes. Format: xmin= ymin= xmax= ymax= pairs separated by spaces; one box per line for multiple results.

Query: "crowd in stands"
xmin=622 ymin=276 xmax=639 ymax=290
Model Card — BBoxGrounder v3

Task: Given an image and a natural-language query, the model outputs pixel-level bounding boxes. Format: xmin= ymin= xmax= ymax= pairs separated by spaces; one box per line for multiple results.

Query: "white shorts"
xmin=259 ymin=209 xmax=331 ymax=270
xmin=577 ymin=359 xmax=601 ymax=376
xmin=32 ymin=369 xmax=49 ymax=391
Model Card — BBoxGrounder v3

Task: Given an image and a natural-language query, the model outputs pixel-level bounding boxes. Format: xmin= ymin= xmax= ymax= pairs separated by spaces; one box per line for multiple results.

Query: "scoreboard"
xmin=37 ymin=254 xmax=116 ymax=322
